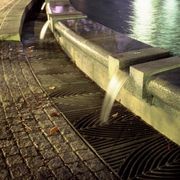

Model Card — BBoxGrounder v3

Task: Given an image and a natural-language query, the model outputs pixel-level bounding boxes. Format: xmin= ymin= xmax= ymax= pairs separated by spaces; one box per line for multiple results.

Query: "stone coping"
xmin=46 ymin=0 xmax=180 ymax=145
xmin=147 ymin=67 xmax=180 ymax=111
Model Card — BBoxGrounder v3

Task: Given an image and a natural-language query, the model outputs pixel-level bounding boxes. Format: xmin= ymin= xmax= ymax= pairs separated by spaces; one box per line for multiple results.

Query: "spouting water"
xmin=40 ymin=20 xmax=50 ymax=40
xmin=41 ymin=2 xmax=46 ymax=10
xmin=100 ymin=71 xmax=128 ymax=124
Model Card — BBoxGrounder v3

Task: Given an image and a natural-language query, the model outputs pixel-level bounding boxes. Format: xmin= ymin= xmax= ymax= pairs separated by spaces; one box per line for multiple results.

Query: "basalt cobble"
xmin=0 ymin=41 xmax=117 ymax=179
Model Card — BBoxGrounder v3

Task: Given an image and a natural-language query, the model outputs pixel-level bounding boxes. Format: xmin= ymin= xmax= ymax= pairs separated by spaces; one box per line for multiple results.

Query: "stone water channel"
xmin=20 ymin=1 xmax=180 ymax=179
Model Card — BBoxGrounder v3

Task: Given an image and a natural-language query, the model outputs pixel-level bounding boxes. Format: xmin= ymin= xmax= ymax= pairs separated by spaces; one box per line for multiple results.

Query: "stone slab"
xmin=130 ymin=56 xmax=180 ymax=96
xmin=147 ymin=68 xmax=180 ymax=110
xmin=114 ymin=47 xmax=170 ymax=69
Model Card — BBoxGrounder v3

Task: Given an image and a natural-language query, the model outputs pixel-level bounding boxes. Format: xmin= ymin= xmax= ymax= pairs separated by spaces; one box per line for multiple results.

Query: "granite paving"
xmin=0 ymin=0 xmax=117 ymax=179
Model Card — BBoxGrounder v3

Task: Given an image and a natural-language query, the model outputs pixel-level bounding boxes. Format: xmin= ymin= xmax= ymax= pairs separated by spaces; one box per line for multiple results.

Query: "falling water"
xmin=40 ymin=20 xmax=50 ymax=40
xmin=100 ymin=71 xmax=128 ymax=124
xmin=41 ymin=2 xmax=46 ymax=10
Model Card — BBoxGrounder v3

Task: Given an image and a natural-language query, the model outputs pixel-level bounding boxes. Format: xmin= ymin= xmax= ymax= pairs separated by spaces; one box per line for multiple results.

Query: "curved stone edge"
xmin=0 ymin=0 xmax=37 ymax=41
xmin=50 ymin=18 xmax=180 ymax=145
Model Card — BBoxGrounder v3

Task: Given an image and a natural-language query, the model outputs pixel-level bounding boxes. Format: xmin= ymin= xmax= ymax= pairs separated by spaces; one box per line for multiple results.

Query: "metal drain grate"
xmin=49 ymin=82 xmax=102 ymax=98
xmin=22 ymin=11 xmax=180 ymax=179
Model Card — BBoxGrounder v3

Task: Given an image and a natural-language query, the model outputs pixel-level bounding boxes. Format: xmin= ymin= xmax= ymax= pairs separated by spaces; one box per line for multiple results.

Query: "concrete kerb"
xmin=0 ymin=0 xmax=37 ymax=41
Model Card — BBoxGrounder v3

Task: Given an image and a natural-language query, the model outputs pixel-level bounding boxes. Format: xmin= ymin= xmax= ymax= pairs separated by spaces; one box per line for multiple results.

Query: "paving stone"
xmin=64 ymin=133 xmax=80 ymax=143
xmin=25 ymin=156 xmax=45 ymax=171
xmin=70 ymin=140 xmax=88 ymax=151
xmin=84 ymin=158 xmax=105 ymax=172
xmin=40 ymin=148 xmax=57 ymax=160
xmin=48 ymin=134 xmax=65 ymax=144
xmin=4 ymin=105 xmax=19 ymax=118
xmin=52 ymin=115 xmax=69 ymax=128
xmin=29 ymin=132 xmax=51 ymax=150
xmin=13 ymin=131 xmax=27 ymax=139
xmin=95 ymin=169 xmax=118 ymax=180
xmin=61 ymin=124 xmax=73 ymax=136
xmin=9 ymin=163 xmax=30 ymax=178
xmin=16 ymin=136 xmax=33 ymax=148
xmin=0 ymin=156 xmax=7 ymax=169
xmin=6 ymin=154 xmax=24 ymax=167
xmin=0 ymin=126 xmax=12 ymax=140
xmin=38 ymin=118 xmax=54 ymax=130
xmin=60 ymin=150 xmax=79 ymax=164
xmin=53 ymin=166 xmax=73 ymax=179
xmin=76 ymin=149 xmax=96 ymax=161
xmin=76 ymin=171 xmax=97 ymax=180
xmin=35 ymin=166 xmax=54 ymax=180
xmin=67 ymin=161 xmax=89 ymax=175
xmin=7 ymin=117 xmax=22 ymax=125
xmin=10 ymin=124 xmax=25 ymax=133
xmin=2 ymin=145 xmax=19 ymax=157
xmin=0 ymin=169 xmax=10 ymax=180
xmin=20 ymin=146 xmax=38 ymax=158
xmin=47 ymin=156 xmax=64 ymax=169
xmin=0 ymin=139 xmax=14 ymax=148
xmin=55 ymin=141 xmax=72 ymax=154
xmin=23 ymin=120 xmax=40 ymax=132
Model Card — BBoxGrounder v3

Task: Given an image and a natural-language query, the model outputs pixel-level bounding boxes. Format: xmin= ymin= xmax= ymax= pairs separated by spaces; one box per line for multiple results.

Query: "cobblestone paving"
xmin=0 ymin=0 xmax=117 ymax=178
xmin=0 ymin=39 xmax=117 ymax=179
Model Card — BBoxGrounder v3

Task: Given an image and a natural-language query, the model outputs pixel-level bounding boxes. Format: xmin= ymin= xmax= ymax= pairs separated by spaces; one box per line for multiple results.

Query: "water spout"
xmin=100 ymin=71 xmax=128 ymax=124
xmin=40 ymin=20 xmax=50 ymax=40
xmin=41 ymin=2 xmax=46 ymax=10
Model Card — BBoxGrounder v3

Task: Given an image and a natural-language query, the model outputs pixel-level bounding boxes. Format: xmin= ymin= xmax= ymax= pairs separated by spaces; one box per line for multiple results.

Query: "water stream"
xmin=100 ymin=71 xmax=128 ymax=124
xmin=40 ymin=20 xmax=50 ymax=40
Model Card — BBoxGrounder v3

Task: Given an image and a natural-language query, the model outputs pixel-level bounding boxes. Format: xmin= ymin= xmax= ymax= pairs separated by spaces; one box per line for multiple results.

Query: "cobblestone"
xmin=6 ymin=154 xmax=24 ymax=167
xmin=47 ymin=156 xmax=64 ymax=169
xmin=0 ymin=9 xmax=117 ymax=178
xmin=20 ymin=146 xmax=38 ymax=158
xmin=9 ymin=163 xmax=30 ymax=178
xmin=76 ymin=149 xmax=96 ymax=161
xmin=36 ymin=166 xmax=55 ymax=179
xmin=53 ymin=166 xmax=73 ymax=179
xmin=0 ymin=169 xmax=10 ymax=180
xmin=85 ymin=158 xmax=106 ymax=172
xmin=2 ymin=145 xmax=19 ymax=157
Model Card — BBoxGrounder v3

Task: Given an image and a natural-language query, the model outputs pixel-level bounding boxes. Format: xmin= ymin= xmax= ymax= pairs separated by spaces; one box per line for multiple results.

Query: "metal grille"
xmin=22 ymin=10 xmax=180 ymax=179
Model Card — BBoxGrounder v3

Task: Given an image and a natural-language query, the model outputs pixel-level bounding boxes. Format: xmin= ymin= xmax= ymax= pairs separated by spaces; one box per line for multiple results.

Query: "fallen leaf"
xmin=49 ymin=86 xmax=56 ymax=90
xmin=49 ymin=126 xmax=59 ymax=135
xmin=50 ymin=112 xmax=59 ymax=117
xmin=112 ymin=112 xmax=118 ymax=118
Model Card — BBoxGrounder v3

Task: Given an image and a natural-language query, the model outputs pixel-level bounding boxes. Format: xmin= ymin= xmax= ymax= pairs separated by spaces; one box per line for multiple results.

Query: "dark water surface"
xmin=70 ymin=0 xmax=180 ymax=55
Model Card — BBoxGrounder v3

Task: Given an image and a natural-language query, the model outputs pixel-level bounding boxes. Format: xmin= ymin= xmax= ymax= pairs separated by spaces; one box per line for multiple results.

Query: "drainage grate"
xmin=22 ymin=10 xmax=180 ymax=179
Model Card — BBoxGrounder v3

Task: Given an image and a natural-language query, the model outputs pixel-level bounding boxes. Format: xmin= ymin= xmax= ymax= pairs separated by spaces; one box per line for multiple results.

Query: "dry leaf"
xmin=49 ymin=126 xmax=59 ymax=135
xmin=50 ymin=112 xmax=59 ymax=117
xmin=112 ymin=112 xmax=118 ymax=118
xmin=49 ymin=86 xmax=56 ymax=90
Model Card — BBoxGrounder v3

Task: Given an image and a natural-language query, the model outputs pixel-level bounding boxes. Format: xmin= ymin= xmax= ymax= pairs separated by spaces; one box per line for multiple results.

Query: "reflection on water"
xmin=70 ymin=0 xmax=180 ymax=55
xmin=129 ymin=0 xmax=180 ymax=55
